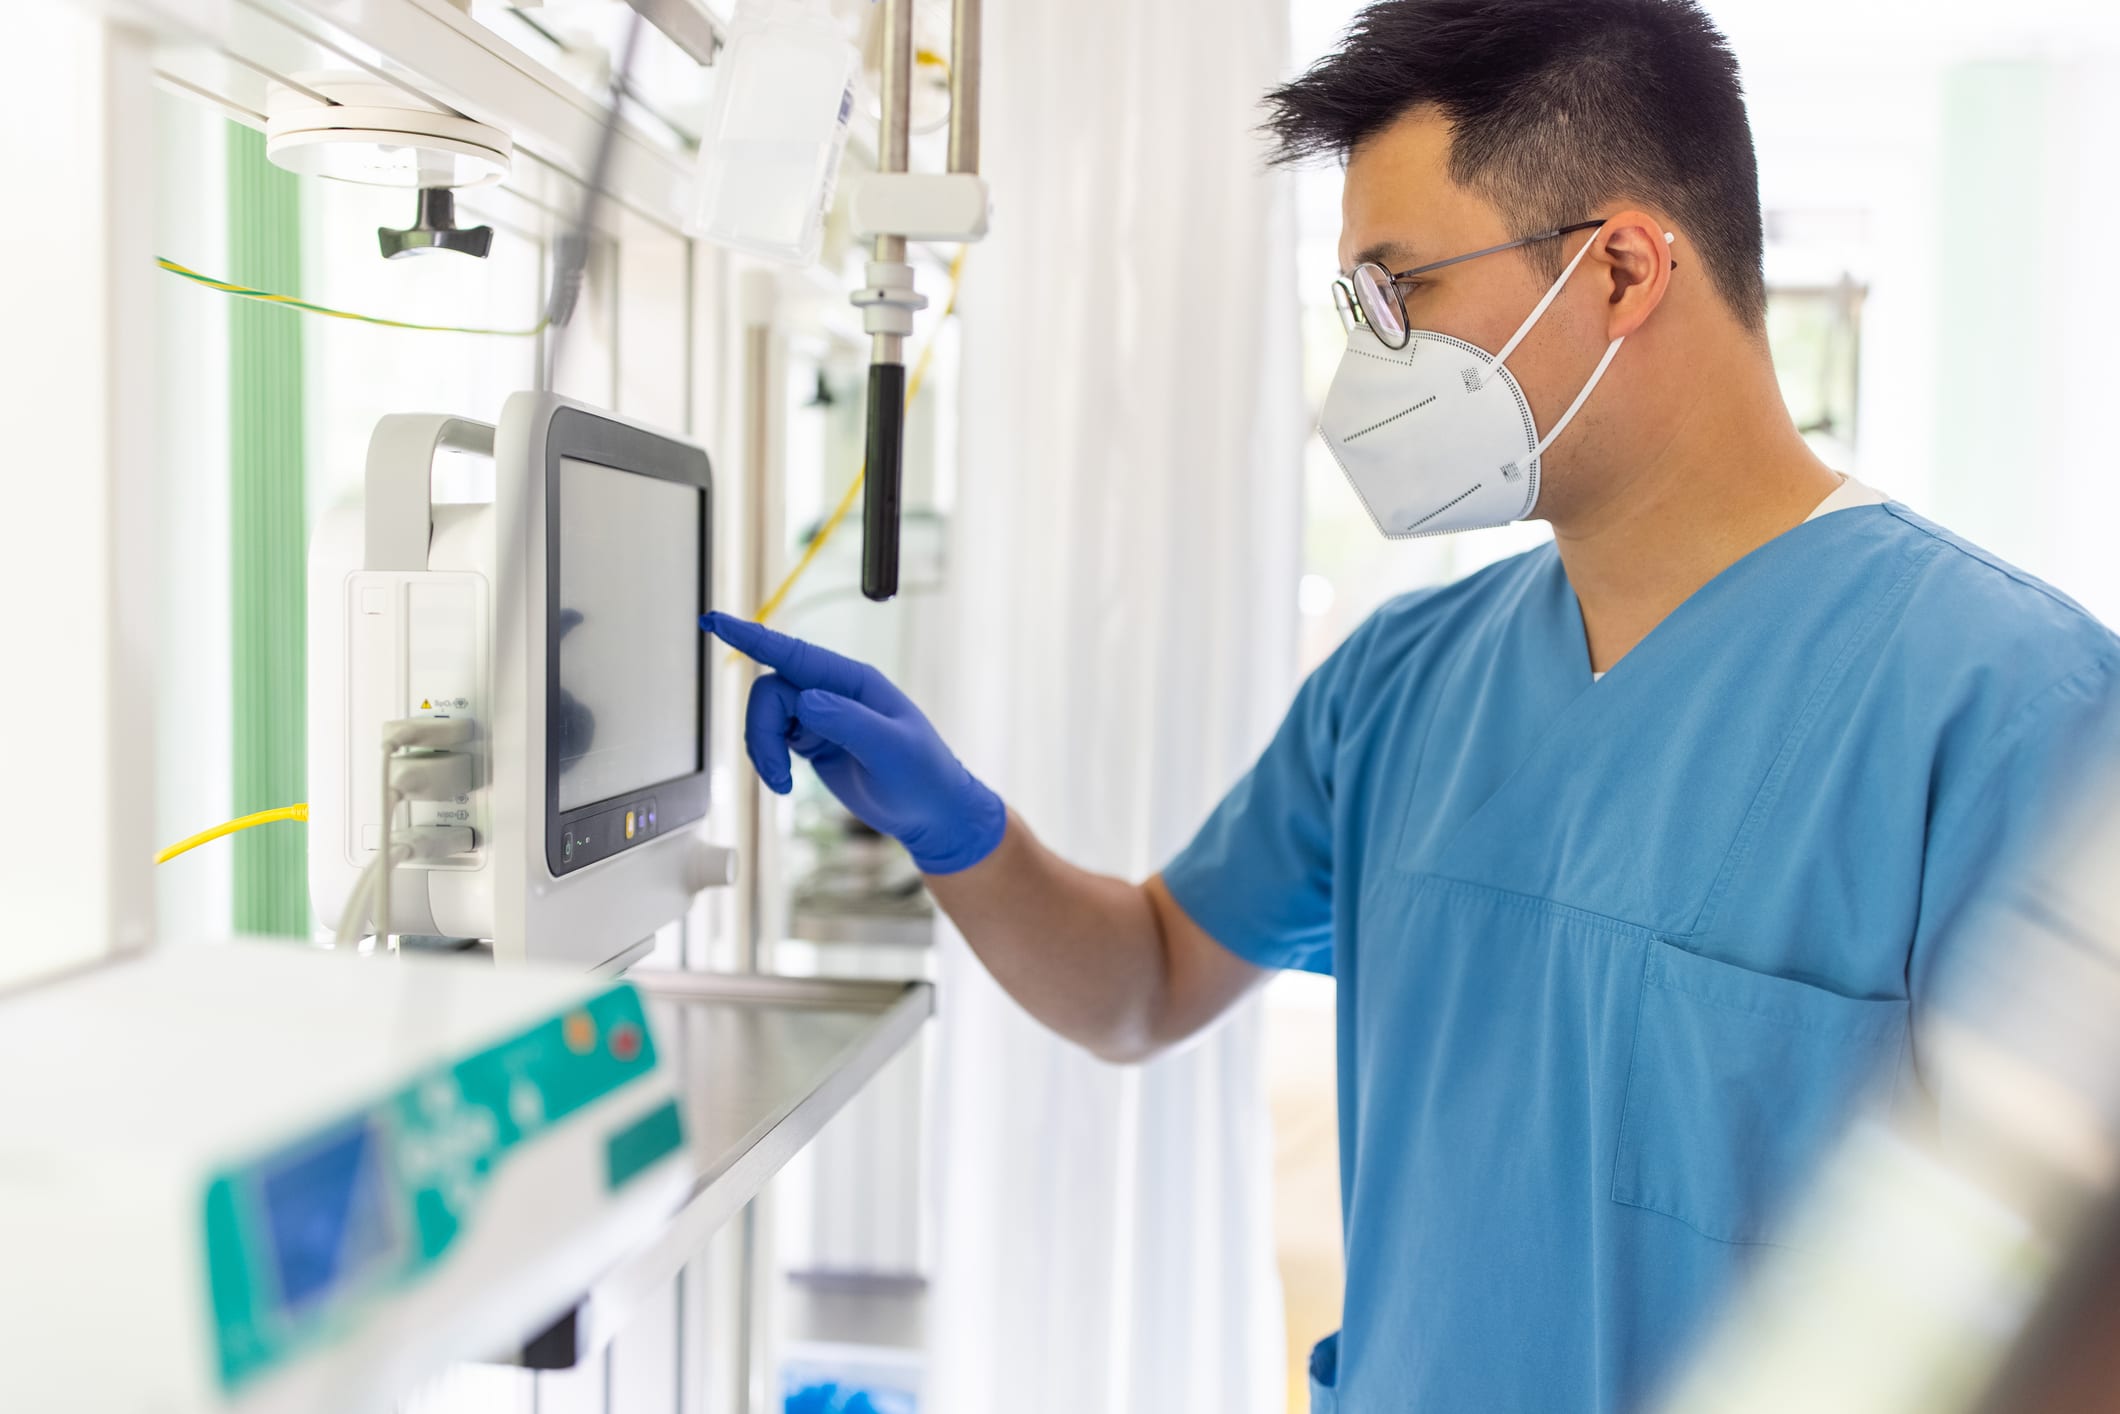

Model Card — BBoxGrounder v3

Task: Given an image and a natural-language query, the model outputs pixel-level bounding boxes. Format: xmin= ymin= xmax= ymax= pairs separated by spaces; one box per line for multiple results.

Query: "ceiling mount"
xmin=264 ymin=74 xmax=512 ymax=190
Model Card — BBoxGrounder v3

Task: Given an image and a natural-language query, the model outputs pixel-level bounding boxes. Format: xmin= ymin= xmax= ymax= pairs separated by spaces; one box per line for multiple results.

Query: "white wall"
xmin=299 ymin=178 xmax=548 ymax=520
xmin=152 ymin=89 xmax=234 ymax=945
xmin=1695 ymin=2 xmax=2120 ymax=615
xmin=0 ymin=5 xmax=158 ymax=985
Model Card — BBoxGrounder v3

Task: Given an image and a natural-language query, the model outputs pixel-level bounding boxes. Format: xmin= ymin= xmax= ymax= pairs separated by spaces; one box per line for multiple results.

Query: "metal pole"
xmin=872 ymin=0 xmax=915 ymax=367
xmin=740 ymin=321 xmax=774 ymax=975
xmin=860 ymin=0 xmax=917 ymax=600
xmin=947 ymin=0 xmax=982 ymax=175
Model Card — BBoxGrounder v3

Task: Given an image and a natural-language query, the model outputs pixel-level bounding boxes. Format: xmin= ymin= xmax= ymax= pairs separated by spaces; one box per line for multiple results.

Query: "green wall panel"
xmin=226 ymin=124 xmax=308 ymax=935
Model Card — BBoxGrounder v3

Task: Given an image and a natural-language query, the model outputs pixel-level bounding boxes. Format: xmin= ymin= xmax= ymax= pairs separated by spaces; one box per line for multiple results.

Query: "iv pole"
xmin=852 ymin=0 xmax=987 ymax=601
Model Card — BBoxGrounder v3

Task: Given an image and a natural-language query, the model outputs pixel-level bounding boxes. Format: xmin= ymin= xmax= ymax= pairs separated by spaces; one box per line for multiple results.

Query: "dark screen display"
xmin=260 ymin=1119 xmax=397 ymax=1312
xmin=554 ymin=457 xmax=705 ymax=812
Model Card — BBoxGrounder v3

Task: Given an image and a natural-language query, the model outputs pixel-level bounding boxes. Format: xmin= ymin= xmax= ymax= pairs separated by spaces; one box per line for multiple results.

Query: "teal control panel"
xmin=201 ymin=984 xmax=682 ymax=1391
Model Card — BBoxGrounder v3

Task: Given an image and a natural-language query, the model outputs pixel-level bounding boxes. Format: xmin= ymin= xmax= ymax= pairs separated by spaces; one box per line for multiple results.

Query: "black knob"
xmin=378 ymin=188 xmax=494 ymax=260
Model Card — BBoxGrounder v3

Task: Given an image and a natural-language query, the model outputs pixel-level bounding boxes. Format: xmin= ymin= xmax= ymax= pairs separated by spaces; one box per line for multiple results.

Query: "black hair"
xmin=1263 ymin=0 xmax=1766 ymax=332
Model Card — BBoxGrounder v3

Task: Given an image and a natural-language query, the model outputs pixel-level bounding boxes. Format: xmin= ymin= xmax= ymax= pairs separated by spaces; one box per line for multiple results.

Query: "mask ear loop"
xmin=1529 ymin=230 xmax=1676 ymax=456
xmin=1471 ymin=224 xmax=1612 ymax=392
xmin=1533 ymin=337 xmax=1627 ymax=457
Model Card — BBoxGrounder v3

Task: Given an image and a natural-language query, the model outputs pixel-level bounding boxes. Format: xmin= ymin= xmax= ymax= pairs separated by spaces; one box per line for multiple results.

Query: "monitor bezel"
xmin=542 ymin=406 xmax=712 ymax=879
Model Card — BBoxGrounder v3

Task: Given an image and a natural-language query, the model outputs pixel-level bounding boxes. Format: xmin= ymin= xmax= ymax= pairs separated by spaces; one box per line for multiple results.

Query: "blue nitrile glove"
xmin=704 ymin=612 xmax=1007 ymax=874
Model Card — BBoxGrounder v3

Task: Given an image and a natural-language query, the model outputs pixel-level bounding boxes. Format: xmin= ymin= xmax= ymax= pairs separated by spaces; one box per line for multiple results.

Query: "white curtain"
xmin=925 ymin=0 xmax=1306 ymax=1407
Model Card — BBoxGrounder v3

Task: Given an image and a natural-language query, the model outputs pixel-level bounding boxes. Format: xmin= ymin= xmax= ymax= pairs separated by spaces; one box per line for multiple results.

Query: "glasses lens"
xmin=1353 ymin=263 xmax=1407 ymax=347
xmin=1331 ymin=280 xmax=1360 ymax=333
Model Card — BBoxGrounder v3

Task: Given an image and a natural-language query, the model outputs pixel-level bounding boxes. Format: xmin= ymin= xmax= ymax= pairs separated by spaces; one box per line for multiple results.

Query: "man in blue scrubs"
xmin=708 ymin=0 xmax=2120 ymax=1406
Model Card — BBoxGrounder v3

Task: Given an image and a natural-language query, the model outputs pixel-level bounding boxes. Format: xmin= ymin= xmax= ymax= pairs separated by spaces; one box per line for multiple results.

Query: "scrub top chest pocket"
xmin=1611 ymin=939 xmax=1910 ymax=1247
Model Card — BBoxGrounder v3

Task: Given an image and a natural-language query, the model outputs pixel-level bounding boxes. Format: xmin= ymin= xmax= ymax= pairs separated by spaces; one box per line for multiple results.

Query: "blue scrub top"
xmin=1163 ymin=504 xmax=2120 ymax=1413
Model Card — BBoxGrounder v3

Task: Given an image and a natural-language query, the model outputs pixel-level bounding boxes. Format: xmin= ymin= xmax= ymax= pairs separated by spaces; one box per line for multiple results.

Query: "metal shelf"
xmin=787 ymin=909 xmax=936 ymax=949
xmin=531 ymin=971 xmax=934 ymax=1366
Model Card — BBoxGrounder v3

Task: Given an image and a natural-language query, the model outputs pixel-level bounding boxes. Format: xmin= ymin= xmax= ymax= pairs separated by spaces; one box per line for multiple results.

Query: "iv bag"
xmin=689 ymin=0 xmax=859 ymax=268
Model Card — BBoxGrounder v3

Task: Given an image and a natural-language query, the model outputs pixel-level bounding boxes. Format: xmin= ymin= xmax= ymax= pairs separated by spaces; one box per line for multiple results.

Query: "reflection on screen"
xmin=556 ymin=458 xmax=702 ymax=812
xmin=261 ymin=1119 xmax=395 ymax=1312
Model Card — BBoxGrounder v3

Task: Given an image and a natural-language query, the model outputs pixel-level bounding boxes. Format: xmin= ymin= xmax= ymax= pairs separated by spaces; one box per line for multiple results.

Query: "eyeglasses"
xmin=1334 ymin=218 xmax=1611 ymax=351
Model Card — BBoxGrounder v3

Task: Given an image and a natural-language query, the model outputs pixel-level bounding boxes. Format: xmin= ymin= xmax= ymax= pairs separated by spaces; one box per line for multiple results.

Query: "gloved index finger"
xmin=702 ymin=612 xmax=873 ymax=699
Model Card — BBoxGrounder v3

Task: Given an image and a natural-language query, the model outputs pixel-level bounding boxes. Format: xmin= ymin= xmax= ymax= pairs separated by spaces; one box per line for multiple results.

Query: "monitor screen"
xmin=554 ymin=457 xmax=704 ymax=813
xmin=260 ymin=1118 xmax=397 ymax=1312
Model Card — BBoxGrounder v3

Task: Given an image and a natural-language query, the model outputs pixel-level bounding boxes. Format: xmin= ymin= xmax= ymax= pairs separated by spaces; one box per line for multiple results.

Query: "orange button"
xmin=563 ymin=1011 xmax=597 ymax=1054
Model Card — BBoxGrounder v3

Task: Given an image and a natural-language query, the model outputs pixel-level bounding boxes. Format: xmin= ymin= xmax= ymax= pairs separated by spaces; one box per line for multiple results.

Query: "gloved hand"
xmin=703 ymin=612 xmax=1007 ymax=875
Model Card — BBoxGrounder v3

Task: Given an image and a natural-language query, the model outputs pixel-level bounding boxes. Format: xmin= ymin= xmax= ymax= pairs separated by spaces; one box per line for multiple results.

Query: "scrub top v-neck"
xmin=1163 ymin=501 xmax=2120 ymax=1414
xmin=1589 ymin=475 xmax=1887 ymax=681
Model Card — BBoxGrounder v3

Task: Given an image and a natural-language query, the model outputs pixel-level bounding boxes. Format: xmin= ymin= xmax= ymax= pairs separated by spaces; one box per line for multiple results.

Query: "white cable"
xmin=331 ymin=826 xmax=476 ymax=949
xmin=342 ymin=715 xmax=480 ymax=952
xmin=389 ymin=751 xmax=475 ymax=799
xmin=334 ymin=842 xmax=410 ymax=950
xmin=332 ymin=851 xmax=375 ymax=949
xmin=382 ymin=716 xmax=477 ymax=750
xmin=378 ymin=746 xmax=397 ymax=952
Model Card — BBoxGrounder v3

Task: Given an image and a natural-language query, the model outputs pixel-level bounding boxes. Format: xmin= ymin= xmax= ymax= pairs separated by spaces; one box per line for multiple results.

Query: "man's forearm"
xmin=923 ymin=811 xmax=1176 ymax=1061
xmin=703 ymin=617 xmax=1262 ymax=1057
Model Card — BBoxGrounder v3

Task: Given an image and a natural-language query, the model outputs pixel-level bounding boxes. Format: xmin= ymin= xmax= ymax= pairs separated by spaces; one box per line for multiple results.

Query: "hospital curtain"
xmin=926 ymin=0 xmax=1306 ymax=1406
xmin=226 ymin=124 xmax=308 ymax=936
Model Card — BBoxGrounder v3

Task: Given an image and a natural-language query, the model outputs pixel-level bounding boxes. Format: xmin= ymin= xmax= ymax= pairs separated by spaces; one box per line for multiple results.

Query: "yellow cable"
xmin=158 ymin=258 xmax=549 ymax=338
xmin=155 ymin=804 xmax=310 ymax=865
xmin=749 ymin=244 xmax=970 ymax=630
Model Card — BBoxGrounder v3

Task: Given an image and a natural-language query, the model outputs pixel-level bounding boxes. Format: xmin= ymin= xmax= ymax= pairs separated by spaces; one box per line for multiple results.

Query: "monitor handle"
xmin=365 ymin=414 xmax=498 ymax=572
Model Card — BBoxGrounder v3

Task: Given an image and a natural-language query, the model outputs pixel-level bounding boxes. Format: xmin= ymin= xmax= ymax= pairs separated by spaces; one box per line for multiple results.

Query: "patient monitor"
xmin=310 ymin=392 xmax=729 ymax=968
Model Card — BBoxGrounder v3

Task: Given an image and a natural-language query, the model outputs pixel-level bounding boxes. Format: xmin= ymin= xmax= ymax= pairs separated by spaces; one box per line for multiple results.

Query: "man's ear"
xmin=1594 ymin=209 xmax=1675 ymax=340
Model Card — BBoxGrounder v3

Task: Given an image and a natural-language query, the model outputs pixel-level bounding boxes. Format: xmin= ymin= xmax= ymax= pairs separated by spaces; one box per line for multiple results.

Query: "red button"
xmin=610 ymin=1022 xmax=642 ymax=1062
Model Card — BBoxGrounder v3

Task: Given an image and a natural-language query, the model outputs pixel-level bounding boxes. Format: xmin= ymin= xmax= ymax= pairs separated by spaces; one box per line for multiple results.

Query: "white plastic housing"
xmin=688 ymin=0 xmax=857 ymax=266
xmin=0 ymin=941 xmax=687 ymax=1413
xmin=308 ymin=394 xmax=721 ymax=967
xmin=848 ymin=172 xmax=992 ymax=241
xmin=263 ymin=78 xmax=512 ymax=189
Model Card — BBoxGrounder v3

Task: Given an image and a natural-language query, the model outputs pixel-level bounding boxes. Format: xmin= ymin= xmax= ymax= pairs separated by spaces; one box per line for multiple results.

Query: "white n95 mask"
xmin=1318 ymin=225 xmax=1628 ymax=538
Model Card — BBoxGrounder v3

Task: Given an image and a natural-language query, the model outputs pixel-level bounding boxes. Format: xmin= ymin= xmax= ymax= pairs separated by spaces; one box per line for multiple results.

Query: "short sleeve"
xmin=1914 ymin=655 xmax=2120 ymax=1026
xmin=1161 ymin=620 xmax=1377 ymax=976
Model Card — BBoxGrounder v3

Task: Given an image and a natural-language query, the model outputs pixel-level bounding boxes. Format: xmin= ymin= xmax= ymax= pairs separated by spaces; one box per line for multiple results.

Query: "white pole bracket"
xmin=850 ymin=259 xmax=929 ymax=339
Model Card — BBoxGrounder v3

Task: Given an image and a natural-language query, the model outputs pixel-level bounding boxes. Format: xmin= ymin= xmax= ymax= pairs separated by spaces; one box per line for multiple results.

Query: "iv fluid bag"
xmin=690 ymin=0 xmax=858 ymax=268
